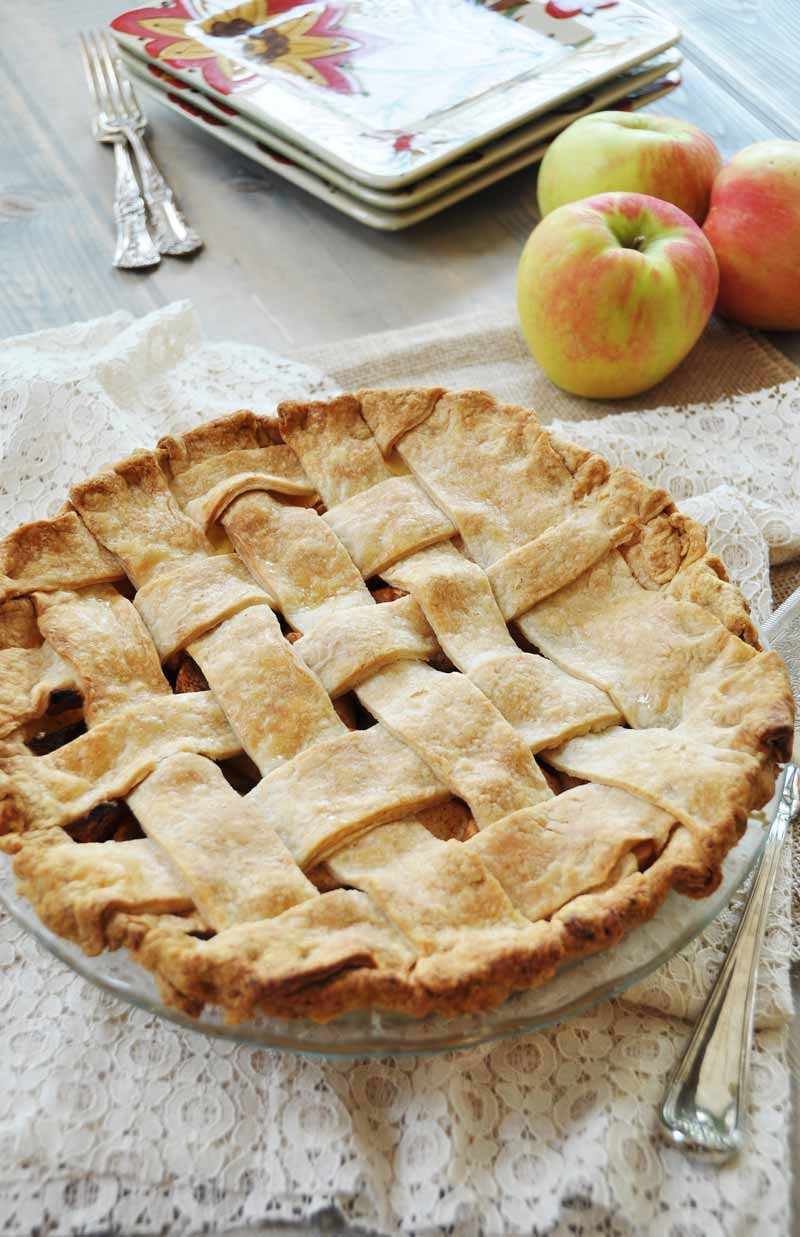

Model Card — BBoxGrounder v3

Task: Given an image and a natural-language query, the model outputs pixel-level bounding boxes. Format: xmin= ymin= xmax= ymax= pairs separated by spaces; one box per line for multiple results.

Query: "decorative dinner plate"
xmin=123 ymin=56 xmax=681 ymax=229
xmin=110 ymin=0 xmax=680 ymax=188
xmin=120 ymin=47 xmax=683 ymax=211
xmin=0 ymin=791 xmax=778 ymax=1055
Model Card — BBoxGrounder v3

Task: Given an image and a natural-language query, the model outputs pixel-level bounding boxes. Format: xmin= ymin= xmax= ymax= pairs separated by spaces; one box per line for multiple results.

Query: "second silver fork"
xmin=82 ymin=30 xmax=202 ymax=263
xmin=80 ymin=31 xmax=159 ymax=268
xmin=96 ymin=32 xmax=202 ymax=257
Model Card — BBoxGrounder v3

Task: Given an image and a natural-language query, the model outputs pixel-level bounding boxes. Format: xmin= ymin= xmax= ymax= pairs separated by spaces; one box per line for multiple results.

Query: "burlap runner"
xmin=298 ymin=310 xmax=800 ymax=602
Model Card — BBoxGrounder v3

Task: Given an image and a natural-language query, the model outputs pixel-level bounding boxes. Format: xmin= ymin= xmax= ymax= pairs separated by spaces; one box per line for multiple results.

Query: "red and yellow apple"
xmin=537 ymin=112 xmax=722 ymax=224
xmin=703 ymin=139 xmax=800 ymax=330
xmin=517 ymin=192 xmax=719 ymax=399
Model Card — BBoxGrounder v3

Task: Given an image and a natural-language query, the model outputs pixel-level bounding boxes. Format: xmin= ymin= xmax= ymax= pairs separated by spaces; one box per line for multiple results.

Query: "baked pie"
xmin=0 ymin=388 xmax=793 ymax=1024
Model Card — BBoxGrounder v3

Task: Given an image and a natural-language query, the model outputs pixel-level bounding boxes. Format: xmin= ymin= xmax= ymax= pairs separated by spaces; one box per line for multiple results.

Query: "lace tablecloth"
xmin=0 ymin=301 xmax=797 ymax=1237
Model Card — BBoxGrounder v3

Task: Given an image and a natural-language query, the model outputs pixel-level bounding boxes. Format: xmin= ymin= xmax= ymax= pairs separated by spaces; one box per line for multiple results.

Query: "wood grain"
xmin=643 ymin=0 xmax=800 ymax=139
xmin=2 ymin=0 xmax=796 ymax=355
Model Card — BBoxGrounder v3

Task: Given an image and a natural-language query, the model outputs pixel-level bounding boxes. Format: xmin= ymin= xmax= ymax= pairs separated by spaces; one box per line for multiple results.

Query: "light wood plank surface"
xmin=1 ymin=3 xmax=799 ymax=1235
xmin=643 ymin=0 xmax=800 ymax=140
xmin=2 ymin=1 xmax=797 ymax=356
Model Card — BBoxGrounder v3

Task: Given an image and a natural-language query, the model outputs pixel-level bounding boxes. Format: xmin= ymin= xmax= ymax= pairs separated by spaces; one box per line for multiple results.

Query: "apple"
xmin=517 ymin=191 xmax=719 ymax=399
xmin=537 ymin=112 xmax=722 ymax=224
xmin=702 ymin=140 xmax=800 ymax=330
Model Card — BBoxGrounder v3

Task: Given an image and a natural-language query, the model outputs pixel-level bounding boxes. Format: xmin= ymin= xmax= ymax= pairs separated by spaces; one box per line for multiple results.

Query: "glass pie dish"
xmin=1 ymin=389 xmax=790 ymax=1053
xmin=0 ymin=777 xmax=781 ymax=1058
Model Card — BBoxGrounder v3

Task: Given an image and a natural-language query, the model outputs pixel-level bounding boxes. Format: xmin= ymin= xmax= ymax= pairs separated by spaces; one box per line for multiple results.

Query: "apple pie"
xmin=0 ymin=388 xmax=792 ymax=1023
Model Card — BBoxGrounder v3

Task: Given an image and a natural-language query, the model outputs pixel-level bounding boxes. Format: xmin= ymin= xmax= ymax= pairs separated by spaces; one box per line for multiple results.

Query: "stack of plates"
xmin=110 ymin=0 xmax=683 ymax=230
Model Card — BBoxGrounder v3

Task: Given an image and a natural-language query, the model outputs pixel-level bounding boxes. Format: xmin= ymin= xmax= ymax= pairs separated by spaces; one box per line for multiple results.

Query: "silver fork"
xmin=80 ymin=31 xmax=160 ymax=268
xmin=660 ymin=588 xmax=800 ymax=1159
xmin=96 ymin=31 xmax=203 ymax=256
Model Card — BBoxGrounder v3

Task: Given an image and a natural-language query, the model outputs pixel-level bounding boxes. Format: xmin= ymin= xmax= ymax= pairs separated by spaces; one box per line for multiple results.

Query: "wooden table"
xmin=2 ymin=1 xmax=798 ymax=366
xmin=1 ymin=2 xmax=799 ymax=1233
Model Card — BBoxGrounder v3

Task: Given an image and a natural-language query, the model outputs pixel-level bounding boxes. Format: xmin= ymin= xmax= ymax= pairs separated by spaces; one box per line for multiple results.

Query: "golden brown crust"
xmin=0 ymin=511 xmax=123 ymax=603
xmin=0 ymin=642 xmax=75 ymax=739
xmin=0 ymin=598 xmax=41 ymax=649
xmin=279 ymin=395 xmax=390 ymax=507
xmin=622 ymin=510 xmax=705 ymax=588
xmin=666 ymin=555 xmax=760 ymax=648
xmin=157 ymin=409 xmax=281 ymax=478
xmin=618 ymin=507 xmax=761 ymax=642
xmin=70 ymin=452 xmax=210 ymax=587
xmin=0 ymin=392 xmax=792 ymax=1027
xmin=46 ymin=813 xmax=713 ymax=1027
xmin=487 ymin=469 xmax=671 ymax=618
xmin=357 ymin=387 xmax=446 ymax=455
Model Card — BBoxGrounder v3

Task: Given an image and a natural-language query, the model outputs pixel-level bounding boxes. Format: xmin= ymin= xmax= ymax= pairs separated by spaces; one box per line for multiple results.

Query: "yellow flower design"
xmin=241 ymin=10 xmax=357 ymax=88
xmin=113 ymin=0 xmax=377 ymax=96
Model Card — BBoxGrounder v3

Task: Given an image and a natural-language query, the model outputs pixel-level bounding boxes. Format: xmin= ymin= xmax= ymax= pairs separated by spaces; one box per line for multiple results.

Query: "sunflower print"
xmin=112 ymin=0 xmax=377 ymax=96
xmin=240 ymin=8 xmax=370 ymax=91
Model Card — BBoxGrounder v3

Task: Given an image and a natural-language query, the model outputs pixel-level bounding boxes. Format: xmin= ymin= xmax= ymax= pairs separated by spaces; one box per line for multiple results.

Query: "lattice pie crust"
xmin=0 ymin=389 xmax=793 ymax=1023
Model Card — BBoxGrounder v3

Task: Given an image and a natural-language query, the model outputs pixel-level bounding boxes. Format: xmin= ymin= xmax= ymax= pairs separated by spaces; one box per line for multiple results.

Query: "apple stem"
xmin=631 ymin=234 xmax=647 ymax=252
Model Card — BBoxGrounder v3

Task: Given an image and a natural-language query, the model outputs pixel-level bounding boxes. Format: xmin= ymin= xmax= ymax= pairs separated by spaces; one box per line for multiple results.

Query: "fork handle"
xmin=111 ymin=139 xmax=160 ymax=269
xmin=660 ymin=764 xmax=800 ymax=1161
xmin=125 ymin=127 xmax=202 ymax=256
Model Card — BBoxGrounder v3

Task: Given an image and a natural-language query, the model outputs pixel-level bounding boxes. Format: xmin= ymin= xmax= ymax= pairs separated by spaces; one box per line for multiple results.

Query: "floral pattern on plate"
xmin=113 ymin=0 xmax=384 ymax=95
xmin=111 ymin=0 xmax=257 ymax=94
xmin=201 ymin=4 xmax=383 ymax=94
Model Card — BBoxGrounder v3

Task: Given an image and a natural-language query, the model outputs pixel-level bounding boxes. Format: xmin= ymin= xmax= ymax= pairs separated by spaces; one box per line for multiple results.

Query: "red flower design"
xmin=544 ymin=1 xmax=618 ymax=16
xmin=392 ymin=133 xmax=417 ymax=154
xmin=112 ymin=0 xmax=382 ymax=96
xmin=147 ymin=63 xmax=191 ymax=88
xmin=169 ymin=92 xmax=229 ymax=123
xmin=112 ymin=0 xmax=261 ymax=94
xmin=233 ymin=5 xmax=378 ymax=94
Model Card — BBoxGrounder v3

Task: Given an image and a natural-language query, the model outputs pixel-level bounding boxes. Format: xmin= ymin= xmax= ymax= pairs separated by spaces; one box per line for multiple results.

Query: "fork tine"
xmin=116 ymin=56 xmax=145 ymax=125
xmin=85 ymin=31 xmax=114 ymax=118
xmin=103 ymin=35 xmax=143 ymax=120
xmin=95 ymin=30 xmax=127 ymax=119
xmin=78 ymin=31 xmax=102 ymax=115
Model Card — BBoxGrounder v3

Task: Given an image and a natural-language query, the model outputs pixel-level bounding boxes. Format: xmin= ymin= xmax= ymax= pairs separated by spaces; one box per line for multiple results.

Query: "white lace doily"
xmin=548 ymin=382 xmax=800 ymax=572
xmin=0 ymin=303 xmax=794 ymax=1237
xmin=0 ymin=301 xmax=334 ymax=531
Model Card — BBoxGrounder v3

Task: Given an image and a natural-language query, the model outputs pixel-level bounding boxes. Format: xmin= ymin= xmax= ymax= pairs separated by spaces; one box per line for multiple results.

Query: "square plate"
xmin=110 ymin=0 xmax=680 ymax=189
xmin=124 ymin=53 xmax=681 ymax=230
xmin=122 ymin=46 xmax=682 ymax=211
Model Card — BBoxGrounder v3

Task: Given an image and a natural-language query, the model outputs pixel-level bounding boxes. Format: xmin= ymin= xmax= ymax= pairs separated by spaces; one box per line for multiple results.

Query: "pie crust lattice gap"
xmin=0 ymin=388 xmax=793 ymax=1024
